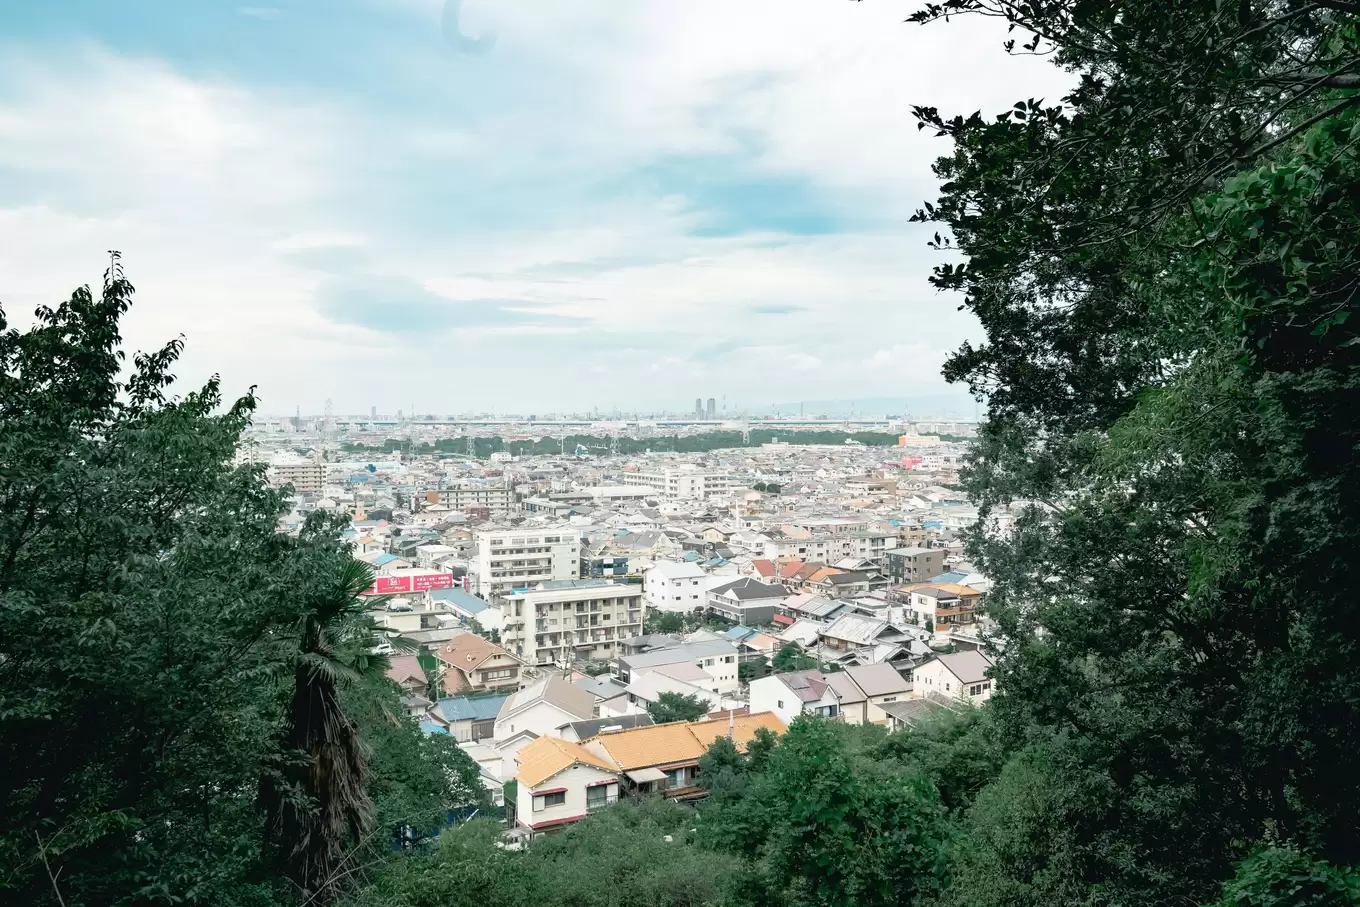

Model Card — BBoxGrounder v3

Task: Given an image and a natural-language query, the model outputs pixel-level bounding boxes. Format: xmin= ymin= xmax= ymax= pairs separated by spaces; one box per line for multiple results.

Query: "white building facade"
xmin=475 ymin=528 xmax=581 ymax=600
xmin=503 ymin=580 xmax=646 ymax=666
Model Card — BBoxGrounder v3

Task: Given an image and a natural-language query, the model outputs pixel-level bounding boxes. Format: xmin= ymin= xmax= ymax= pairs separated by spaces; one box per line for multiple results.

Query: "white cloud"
xmin=0 ymin=2 xmax=1070 ymax=414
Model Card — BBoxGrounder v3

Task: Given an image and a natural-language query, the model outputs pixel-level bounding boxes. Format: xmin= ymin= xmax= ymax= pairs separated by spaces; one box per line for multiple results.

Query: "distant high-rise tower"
xmin=694 ymin=398 xmax=703 ymax=418
xmin=705 ymin=397 xmax=716 ymax=420
xmin=370 ymin=405 xmax=377 ymax=419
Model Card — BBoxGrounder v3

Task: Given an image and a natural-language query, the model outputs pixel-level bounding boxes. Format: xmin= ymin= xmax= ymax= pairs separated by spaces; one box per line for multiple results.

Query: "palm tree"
xmin=262 ymin=557 xmax=385 ymax=904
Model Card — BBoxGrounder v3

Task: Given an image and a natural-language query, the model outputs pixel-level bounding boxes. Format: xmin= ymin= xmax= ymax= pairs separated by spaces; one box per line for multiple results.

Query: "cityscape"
xmin=4 ymin=1 xmax=1359 ymax=906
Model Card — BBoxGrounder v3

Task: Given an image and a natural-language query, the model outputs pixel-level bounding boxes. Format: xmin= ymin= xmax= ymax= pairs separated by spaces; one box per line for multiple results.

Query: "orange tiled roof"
xmin=516 ymin=735 xmax=617 ymax=788
xmin=687 ymin=712 xmax=786 ymax=751
xmin=587 ymin=712 xmax=786 ymax=771
xmin=933 ymin=582 xmax=983 ymax=597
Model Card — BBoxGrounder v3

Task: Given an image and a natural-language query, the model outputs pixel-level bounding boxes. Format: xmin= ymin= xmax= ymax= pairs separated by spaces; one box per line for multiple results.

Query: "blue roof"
xmin=929 ymin=572 xmax=968 ymax=584
xmin=372 ymin=553 xmax=400 ymax=566
xmin=419 ymin=720 xmax=450 ymax=736
xmin=436 ymin=694 xmax=512 ymax=722
xmin=428 ymin=587 xmax=490 ymax=613
xmin=682 ymin=550 xmax=701 ymax=562
xmin=723 ymin=625 xmax=757 ymax=642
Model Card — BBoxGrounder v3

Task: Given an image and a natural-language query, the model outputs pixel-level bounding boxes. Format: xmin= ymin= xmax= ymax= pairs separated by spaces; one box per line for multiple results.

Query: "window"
xmin=880 ymin=696 xmax=897 ymax=703
xmin=663 ymin=768 xmax=687 ymax=789
xmin=532 ymin=791 xmax=566 ymax=811
xmin=777 ymin=700 xmax=784 ymax=709
xmin=723 ymin=656 xmax=734 ymax=663
xmin=482 ymin=668 xmax=515 ymax=681
xmin=968 ymin=684 xmax=983 ymax=696
xmin=587 ymin=784 xmax=611 ymax=809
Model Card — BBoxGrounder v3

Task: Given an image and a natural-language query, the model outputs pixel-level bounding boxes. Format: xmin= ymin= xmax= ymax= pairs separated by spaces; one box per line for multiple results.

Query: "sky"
xmin=0 ymin=0 xmax=1067 ymax=417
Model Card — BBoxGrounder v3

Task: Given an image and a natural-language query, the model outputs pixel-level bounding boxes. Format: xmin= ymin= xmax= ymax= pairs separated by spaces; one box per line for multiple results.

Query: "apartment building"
xmin=267 ymin=457 xmax=325 ymax=496
xmin=885 ymin=547 xmax=945 ymax=584
xmin=475 ymin=528 xmax=581 ymax=600
xmin=760 ymin=530 xmax=897 ymax=565
xmin=621 ymin=465 xmax=732 ymax=499
xmin=437 ymin=481 xmax=515 ymax=518
xmin=502 ymin=579 xmax=645 ymax=666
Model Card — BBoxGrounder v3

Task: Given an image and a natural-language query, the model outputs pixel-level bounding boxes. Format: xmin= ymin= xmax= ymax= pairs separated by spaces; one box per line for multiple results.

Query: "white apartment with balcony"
xmin=267 ymin=455 xmax=325 ymax=496
xmin=438 ymin=481 xmax=515 ymax=517
xmin=643 ymin=561 xmax=712 ymax=613
xmin=502 ymin=579 xmax=646 ymax=667
xmin=475 ymin=527 xmax=581 ymax=600
xmin=621 ymin=465 xmax=733 ymax=499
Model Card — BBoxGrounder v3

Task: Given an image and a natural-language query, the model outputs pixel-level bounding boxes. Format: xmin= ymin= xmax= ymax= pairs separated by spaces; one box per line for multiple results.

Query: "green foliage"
xmin=644 ymin=610 xmax=686 ymax=634
xmin=1208 ymin=848 xmax=1360 ymax=907
xmin=907 ymin=1 xmax=1360 ymax=904
xmin=738 ymin=659 xmax=771 ymax=684
xmin=646 ymin=691 xmax=711 ymax=724
xmin=348 ymin=799 xmax=740 ymax=907
xmin=699 ymin=718 xmax=951 ymax=907
xmin=0 ymin=271 xmax=496 ymax=906
xmin=771 ymin=643 xmax=817 ymax=672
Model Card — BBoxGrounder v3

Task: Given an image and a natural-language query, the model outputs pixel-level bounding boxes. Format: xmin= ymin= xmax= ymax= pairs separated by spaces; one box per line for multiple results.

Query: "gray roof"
xmin=560 ymin=713 xmax=655 ymax=739
xmin=887 ymin=546 xmax=936 ymax=556
xmin=497 ymin=675 xmax=596 ymax=722
xmin=843 ymin=663 xmax=912 ymax=697
xmin=709 ymin=577 xmax=786 ymax=601
xmin=824 ymin=671 xmax=867 ymax=704
xmin=931 ymin=650 xmax=995 ymax=684
xmin=436 ymin=693 xmax=512 ymax=722
xmin=575 ymin=676 xmax=629 ymax=700
xmin=820 ymin=613 xmax=889 ymax=646
xmin=619 ymin=638 xmax=736 ymax=669
xmin=879 ymin=698 xmax=944 ymax=727
xmin=824 ymin=571 xmax=871 ymax=586
xmin=428 ymin=587 xmax=491 ymax=613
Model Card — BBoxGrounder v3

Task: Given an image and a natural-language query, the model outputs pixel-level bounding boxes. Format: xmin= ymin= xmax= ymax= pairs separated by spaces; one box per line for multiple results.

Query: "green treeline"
xmin=7 ymin=2 xmax=1360 ymax=907
xmin=339 ymin=429 xmax=905 ymax=458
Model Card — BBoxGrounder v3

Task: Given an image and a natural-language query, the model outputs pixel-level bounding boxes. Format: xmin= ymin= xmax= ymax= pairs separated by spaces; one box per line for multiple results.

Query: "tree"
xmin=909 ymin=0 xmax=1360 ymax=902
xmin=646 ymin=691 xmax=710 ymax=724
xmin=1207 ymin=848 xmax=1360 ymax=907
xmin=771 ymin=643 xmax=817 ymax=673
xmin=644 ymin=611 xmax=685 ymax=635
xmin=698 ymin=718 xmax=951 ymax=907
xmin=0 ymin=267 xmax=306 ymax=906
xmin=738 ymin=659 xmax=770 ymax=685
xmin=261 ymin=534 xmax=385 ymax=904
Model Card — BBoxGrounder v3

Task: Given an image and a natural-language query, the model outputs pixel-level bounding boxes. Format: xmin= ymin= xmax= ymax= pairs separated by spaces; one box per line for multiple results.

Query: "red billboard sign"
xmin=362 ymin=572 xmax=456 ymax=595
xmin=412 ymin=573 xmax=454 ymax=591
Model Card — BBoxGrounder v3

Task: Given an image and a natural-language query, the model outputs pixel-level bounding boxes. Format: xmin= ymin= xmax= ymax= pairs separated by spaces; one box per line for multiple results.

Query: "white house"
xmin=515 ymin=735 xmax=621 ymax=835
xmin=749 ymin=664 xmax=913 ymax=726
xmin=911 ymin=650 xmax=995 ymax=702
xmin=749 ymin=670 xmax=845 ymax=725
xmin=493 ymin=675 xmax=596 ymax=742
xmin=644 ymin=561 xmax=711 ymax=613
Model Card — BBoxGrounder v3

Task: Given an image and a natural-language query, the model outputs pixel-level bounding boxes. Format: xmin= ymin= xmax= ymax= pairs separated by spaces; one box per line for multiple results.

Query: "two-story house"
xmin=615 ymin=639 xmax=741 ymax=695
xmin=749 ymin=663 xmax=913 ymax=726
xmin=906 ymin=583 xmax=984 ymax=633
xmin=493 ymin=675 xmax=597 ymax=741
xmin=705 ymin=577 xmax=786 ymax=626
xmin=434 ymin=634 xmax=525 ymax=695
xmin=514 ymin=735 xmax=620 ymax=836
xmin=583 ymin=712 xmax=786 ymax=798
xmin=644 ymin=561 xmax=711 ymax=613
xmin=911 ymin=651 xmax=995 ymax=702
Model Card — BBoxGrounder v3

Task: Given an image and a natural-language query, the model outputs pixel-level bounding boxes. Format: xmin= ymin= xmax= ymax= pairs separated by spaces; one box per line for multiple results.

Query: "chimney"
xmin=727 ymin=707 xmax=735 ymax=740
